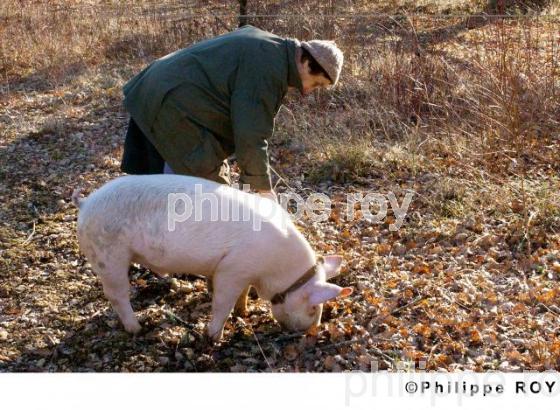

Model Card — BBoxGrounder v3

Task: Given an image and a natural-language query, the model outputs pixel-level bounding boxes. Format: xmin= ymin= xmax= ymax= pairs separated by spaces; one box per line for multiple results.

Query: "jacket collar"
xmin=286 ymin=39 xmax=303 ymax=93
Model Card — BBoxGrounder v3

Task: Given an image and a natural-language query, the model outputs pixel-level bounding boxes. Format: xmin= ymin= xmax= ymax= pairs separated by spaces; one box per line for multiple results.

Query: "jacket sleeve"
xmin=230 ymin=48 xmax=286 ymax=191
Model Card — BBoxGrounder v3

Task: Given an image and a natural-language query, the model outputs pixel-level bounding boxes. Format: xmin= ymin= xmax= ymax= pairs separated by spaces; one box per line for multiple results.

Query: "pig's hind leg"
xmin=96 ymin=253 xmax=141 ymax=334
xmin=233 ymin=286 xmax=250 ymax=317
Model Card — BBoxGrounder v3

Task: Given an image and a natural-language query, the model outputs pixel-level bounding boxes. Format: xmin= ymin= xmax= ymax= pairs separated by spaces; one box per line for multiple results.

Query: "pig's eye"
xmin=308 ymin=306 xmax=318 ymax=316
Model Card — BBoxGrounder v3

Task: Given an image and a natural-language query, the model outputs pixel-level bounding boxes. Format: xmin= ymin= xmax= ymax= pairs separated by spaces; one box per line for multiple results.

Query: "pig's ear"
xmin=308 ymin=282 xmax=353 ymax=306
xmin=322 ymin=255 xmax=343 ymax=280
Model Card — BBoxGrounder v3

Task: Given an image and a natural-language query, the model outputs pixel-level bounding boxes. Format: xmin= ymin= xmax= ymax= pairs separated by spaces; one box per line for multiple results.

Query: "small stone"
xmin=501 ymin=302 xmax=514 ymax=312
xmin=392 ymin=243 xmax=407 ymax=256
xmin=474 ymin=355 xmax=488 ymax=365
xmin=158 ymin=356 xmax=170 ymax=366
xmin=0 ymin=329 xmax=8 ymax=341
xmin=170 ymin=278 xmax=181 ymax=291
xmin=358 ymin=354 xmax=373 ymax=370
xmin=485 ymin=257 xmax=501 ymax=270
xmin=324 ymin=355 xmax=337 ymax=371
xmin=183 ymin=348 xmax=194 ymax=360
xmin=378 ymin=360 xmax=391 ymax=370
xmin=283 ymin=344 xmax=299 ymax=361
xmin=105 ymin=319 xmax=117 ymax=328
xmin=498 ymin=361 xmax=511 ymax=371
xmin=478 ymin=234 xmax=498 ymax=249
xmin=179 ymin=282 xmax=193 ymax=294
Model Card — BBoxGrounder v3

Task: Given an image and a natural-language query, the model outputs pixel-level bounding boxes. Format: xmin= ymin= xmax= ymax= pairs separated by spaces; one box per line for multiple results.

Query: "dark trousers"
xmin=120 ymin=117 xmax=230 ymax=184
xmin=120 ymin=118 xmax=165 ymax=174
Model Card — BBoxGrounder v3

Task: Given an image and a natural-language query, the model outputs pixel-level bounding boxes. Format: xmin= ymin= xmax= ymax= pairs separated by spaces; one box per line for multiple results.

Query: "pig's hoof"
xmin=124 ymin=320 xmax=142 ymax=334
xmin=207 ymin=328 xmax=223 ymax=344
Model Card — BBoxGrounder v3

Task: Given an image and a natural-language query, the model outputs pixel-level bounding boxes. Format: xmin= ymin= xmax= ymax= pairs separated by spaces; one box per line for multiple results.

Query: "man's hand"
xmin=257 ymin=189 xmax=278 ymax=202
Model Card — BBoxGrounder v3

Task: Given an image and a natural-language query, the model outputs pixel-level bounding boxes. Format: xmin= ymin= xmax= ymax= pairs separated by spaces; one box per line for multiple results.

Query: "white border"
xmin=1 ymin=373 xmax=559 ymax=410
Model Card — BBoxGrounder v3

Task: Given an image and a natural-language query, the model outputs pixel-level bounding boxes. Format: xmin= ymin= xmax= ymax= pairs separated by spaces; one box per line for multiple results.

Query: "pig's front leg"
xmin=207 ymin=272 xmax=246 ymax=342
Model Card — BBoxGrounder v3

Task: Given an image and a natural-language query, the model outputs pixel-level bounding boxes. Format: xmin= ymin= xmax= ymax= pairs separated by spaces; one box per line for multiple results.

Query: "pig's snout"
xmin=272 ymin=302 xmax=323 ymax=333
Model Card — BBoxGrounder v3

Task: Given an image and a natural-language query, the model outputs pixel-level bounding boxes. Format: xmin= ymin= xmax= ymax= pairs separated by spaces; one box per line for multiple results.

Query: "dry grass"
xmin=1 ymin=0 xmax=560 ymax=372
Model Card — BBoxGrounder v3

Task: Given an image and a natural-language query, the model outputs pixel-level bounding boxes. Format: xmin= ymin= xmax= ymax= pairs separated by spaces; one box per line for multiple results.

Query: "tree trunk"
xmin=239 ymin=0 xmax=248 ymax=27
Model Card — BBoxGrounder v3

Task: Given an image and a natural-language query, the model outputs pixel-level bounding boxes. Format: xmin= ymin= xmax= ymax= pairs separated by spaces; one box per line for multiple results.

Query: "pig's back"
xmin=76 ymin=175 xmax=301 ymax=275
xmin=79 ymin=174 xmax=291 ymax=230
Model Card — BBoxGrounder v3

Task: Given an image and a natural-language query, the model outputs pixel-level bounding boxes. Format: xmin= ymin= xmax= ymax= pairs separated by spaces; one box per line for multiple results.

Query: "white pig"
xmin=72 ymin=174 xmax=352 ymax=342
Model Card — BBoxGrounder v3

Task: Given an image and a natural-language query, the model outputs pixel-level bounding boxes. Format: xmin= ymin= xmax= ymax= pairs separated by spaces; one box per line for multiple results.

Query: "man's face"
xmin=296 ymin=58 xmax=332 ymax=96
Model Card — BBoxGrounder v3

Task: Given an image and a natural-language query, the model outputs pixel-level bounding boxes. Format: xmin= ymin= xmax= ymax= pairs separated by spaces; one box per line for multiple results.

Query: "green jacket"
xmin=123 ymin=25 xmax=303 ymax=190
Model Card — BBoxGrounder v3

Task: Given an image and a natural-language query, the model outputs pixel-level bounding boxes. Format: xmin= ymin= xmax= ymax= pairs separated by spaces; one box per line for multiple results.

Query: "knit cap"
xmin=300 ymin=40 xmax=344 ymax=85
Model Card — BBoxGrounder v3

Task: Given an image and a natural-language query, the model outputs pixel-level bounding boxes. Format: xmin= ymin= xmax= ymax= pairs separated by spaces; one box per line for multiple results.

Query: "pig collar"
xmin=270 ymin=257 xmax=324 ymax=305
